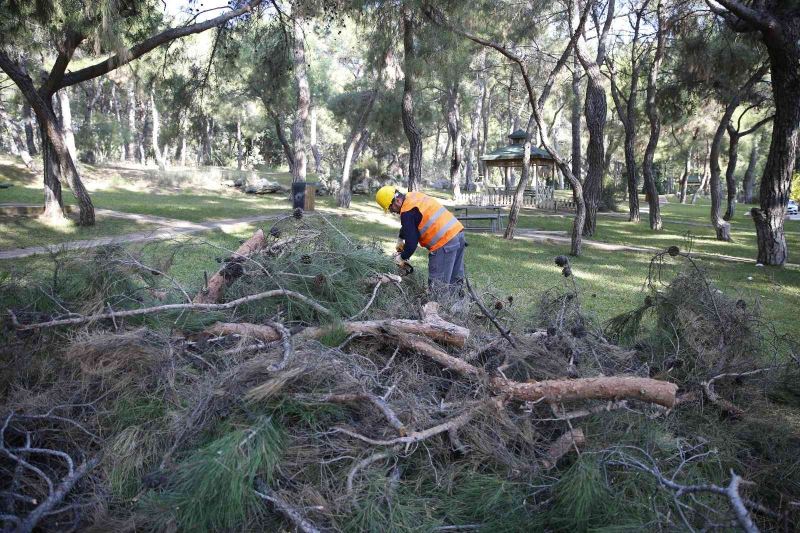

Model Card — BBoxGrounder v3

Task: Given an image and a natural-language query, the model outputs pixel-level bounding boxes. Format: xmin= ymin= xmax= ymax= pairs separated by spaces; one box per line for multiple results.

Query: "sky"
xmin=164 ymin=0 xmax=238 ymax=23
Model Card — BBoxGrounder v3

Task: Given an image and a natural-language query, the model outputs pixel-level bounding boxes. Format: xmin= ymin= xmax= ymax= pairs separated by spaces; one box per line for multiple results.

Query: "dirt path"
xmin=0 ymin=212 xmax=280 ymax=260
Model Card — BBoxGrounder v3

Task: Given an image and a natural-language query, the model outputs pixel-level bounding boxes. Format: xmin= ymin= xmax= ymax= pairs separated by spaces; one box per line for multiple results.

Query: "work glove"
xmin=392 ymin=252 xmax=407 ymax=267
xmin=395 ymin=238 xmax=405 ymax=253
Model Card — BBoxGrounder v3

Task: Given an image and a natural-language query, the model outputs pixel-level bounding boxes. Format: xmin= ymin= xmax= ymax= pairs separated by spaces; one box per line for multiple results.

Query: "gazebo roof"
xmin=508 ymin=129 xmax=529 ymax=140
xmin=480 ymin=144 xmax=554 ymax=164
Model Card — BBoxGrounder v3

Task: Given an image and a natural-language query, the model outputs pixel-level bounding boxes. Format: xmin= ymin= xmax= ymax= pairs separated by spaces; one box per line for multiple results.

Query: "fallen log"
xmin=206 ymin=302 xmax=470 ymax=349
xmin=400 ymin=335 xmax=678 ymax=408
xmin=195 ymin=229 xmax=267 ymax=304
xmin=194 ymin=230 xmax=314 ymax=304
xmin=497 ymin=377 xmax=678 ymax=409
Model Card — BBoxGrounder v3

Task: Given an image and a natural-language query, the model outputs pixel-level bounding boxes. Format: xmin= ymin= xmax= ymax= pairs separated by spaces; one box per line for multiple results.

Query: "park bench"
xmin=453 ymin=205 xmax=506 ymax=233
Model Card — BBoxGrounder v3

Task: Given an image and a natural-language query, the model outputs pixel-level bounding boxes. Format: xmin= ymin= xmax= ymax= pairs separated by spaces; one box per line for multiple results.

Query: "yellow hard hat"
xmin=375 ymin=185 xmax=398 ymax=212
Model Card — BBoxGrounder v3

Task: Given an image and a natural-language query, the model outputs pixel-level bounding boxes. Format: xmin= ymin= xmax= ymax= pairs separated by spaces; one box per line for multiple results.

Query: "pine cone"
xmin=269 ymin=226 xmax=281 ymax=238
xmin=554 ymin=255 xmax=569 ymax=267
xmin=667 ymin=245 xmax=680 ymax=257
xmin=562 ymin=266 xmax=572 ymax=277
xmin=293 ymin=207 xmax=303 ymax=219
xmin=300 ymin=254 xmax=312 ymax=264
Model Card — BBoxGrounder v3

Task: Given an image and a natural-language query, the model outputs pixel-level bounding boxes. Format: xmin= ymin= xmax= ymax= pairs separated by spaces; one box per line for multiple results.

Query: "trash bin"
xmin=291 ymin=181 xmax=318 ymax=211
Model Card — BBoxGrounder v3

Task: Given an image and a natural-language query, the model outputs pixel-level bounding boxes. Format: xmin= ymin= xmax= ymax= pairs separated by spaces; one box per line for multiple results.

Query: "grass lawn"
xmin=516 ymin=202 xmax=800 ymax=262
xmin=2 ymin=155 xmax=798 ymax=337
xmin=0 ymin=214 xmax=158 ymax=251
xmin=0 ymin=156 xmax=295 ymax=223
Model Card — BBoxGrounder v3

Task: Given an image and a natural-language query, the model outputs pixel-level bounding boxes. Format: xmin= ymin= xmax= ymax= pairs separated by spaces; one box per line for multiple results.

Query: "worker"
xmin=375 ymin=186 xmax=466 ymax=295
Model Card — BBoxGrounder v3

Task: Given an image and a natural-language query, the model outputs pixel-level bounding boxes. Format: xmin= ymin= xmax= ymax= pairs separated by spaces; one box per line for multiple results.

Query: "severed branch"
xmin=297 ymin=393 xmax=407 ymax=436
xmin=400 ymin=335 xmax=678 ymax=408
xmin=464 ymin=273 xmax=516 ymax=348
xmin=334 ymin=407 xmax=478 ymax=447
xmin=541 ymin=428 xmax=586 ymax=470
xmin=207 ymin=302 xmax=470 ymax=349
xmin=195 ymin=229 xmax=268 ymax=303
xmin=346 ymin=449 xmax=398 ymax=496
xmin=16 ymin=456 xmax=100 ymax=533
xmin=266 ymin=320 xmax=293 ymax=372
xmin=701 ymin=368 xmax=772 ymax=419
xmin=254 ymin=480 xmax=322 ymax=533
xmin=606 ymin=448 xmax=761 ymax=533
xmin=9 ymin=288 xmax=332 ymax=330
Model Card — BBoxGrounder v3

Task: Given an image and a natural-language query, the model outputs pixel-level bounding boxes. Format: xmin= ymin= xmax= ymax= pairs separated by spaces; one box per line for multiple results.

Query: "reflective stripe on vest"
xmin=400 ymin=192 xmax=464 ymax=252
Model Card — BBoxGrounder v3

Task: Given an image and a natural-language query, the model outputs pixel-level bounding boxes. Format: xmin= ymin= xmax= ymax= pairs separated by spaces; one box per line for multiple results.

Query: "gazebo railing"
xmin=454 ymin=185 xmax=562 ymax=209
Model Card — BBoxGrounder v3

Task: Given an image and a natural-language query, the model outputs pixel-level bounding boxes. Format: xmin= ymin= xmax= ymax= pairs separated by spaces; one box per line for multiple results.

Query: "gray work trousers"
xmin=428 ymin=231 xmax=465 ymax=296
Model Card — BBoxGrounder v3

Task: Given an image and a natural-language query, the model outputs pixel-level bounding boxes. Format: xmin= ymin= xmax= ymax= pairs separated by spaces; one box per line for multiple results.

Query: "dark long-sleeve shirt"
xmin=398 ymin=207 xmax=422 ymax=260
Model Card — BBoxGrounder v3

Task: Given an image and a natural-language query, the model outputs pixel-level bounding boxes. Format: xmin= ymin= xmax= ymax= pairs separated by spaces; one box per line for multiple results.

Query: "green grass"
xmin=3 ymin=155 xmax=798 ymax=338
xmin=516 ymin=203 xmax=800 ymax=262
xmin=0 ymin=214 xmax=158 ymax=250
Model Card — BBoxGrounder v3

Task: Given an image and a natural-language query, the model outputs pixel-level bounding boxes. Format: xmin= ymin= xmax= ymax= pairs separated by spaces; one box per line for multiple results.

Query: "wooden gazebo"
xmin=480 ymin=129 xmax=556 ymax=191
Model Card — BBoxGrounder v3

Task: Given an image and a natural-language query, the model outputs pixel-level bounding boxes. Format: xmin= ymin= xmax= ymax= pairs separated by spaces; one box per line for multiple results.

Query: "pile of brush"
xmin=1 ymin=214 xmax=798 ymax=532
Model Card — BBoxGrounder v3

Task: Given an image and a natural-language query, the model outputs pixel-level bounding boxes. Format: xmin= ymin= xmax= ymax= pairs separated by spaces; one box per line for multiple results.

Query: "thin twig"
xmin=464 ymin=273 xmax=516 ymax=348
xmin=346 ymin=449 xmax=397 ymax=496
xmin=9 ymin=288 xmax=332 ymax=330
xmin=254 ymin=480 xmax=322 ymax=533
xmin=267 ymin=320 xmax=294 ymax=372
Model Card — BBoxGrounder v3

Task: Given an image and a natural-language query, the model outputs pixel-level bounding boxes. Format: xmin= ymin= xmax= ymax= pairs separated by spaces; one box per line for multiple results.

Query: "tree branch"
xmin=9 ymin=287 xmax=332 ymax=330
xmin=58 ymin=0 xmax=265 ymax=89
xmin=706 ymin=0 xmax=778 ymax=32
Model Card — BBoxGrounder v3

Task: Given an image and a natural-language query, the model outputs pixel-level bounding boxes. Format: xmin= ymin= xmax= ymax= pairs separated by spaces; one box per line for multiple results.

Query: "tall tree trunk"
xmin=710 ymin=111 xmax=733 ymax=240
xmin=310 ymin=106 xmax=322 ymax=174
xmin=433 ymin=120 xmax=442 ymax=165
xmin=1 ymin=59 xmax=96 ymax=224
xmin=22 ymin=103 xmax=37 ymax=156
xmin=126 ymin=80 xmax=136 ymax=162
xmin=41 ymin=97 xmax=95 ymax=225
xmin=180 ymin=132 xmax=187 ymax=167
xmin=0 ymin=100 xmax=34 ymax=168
xmin=291 ymin=16 xmax=309 ymax=183
xmin=401 ymin=7 xmax=422 ymax=191
xmin=641 ymin=1 xmax=666 ymax=231
xmin=236 ymin=118 xmax=243 ymax=171
xmin=753 ymin=48 xmax=799 ymax=265
xmin=723 ymin=124 xmax=740 ymax=221
xmin=724 ymin=115 xmax=772 ymax=219
xmin=571 ymin=52 xmax=583 ymax=190
xmin=505 ymin=115 xmax=534 ymax=238
xmin=693 ymin=140 xmax=711 ymax=204
xmin=575 ymin=0 xmax=615 ymax=236
xmin=710 ymin=66 xmax=767 ymax=241
xmin=272 ymin=112 xmax=294 ymax=174
xmin=339 ymin=68 xmax=382 ymax=208
xmin=678 ymin=127 xmax=700 ymax=204
xmin=480 ymin=83 xmax=491 ymax=177
xmin=58 ymin=89 xmax=77 ymax=163
xmin=464 ymin=59 xmax=485 ymax=192
xmin=150 ymin=90 xmax=166 ymax=171
xmin=339 ymin=129 xmax=361 ymax=208
xmin=742 ymin=139 xmax=758 ymax=204
xmin=581 ymin=77 xmax=605 ymax=236
xmin=446 ymin=81 xmax=463 ymax=195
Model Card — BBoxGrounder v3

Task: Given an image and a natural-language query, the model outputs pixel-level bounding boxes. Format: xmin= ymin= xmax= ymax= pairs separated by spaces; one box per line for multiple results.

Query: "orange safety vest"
xmin=400 ymin=192 xmax=464 ymax=252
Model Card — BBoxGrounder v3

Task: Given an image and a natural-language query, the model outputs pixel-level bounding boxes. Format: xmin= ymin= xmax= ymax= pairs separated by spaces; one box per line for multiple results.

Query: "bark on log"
xmin=208 ymin=302 xmax=470 ymax=349
xmin=194 ymin=229 xmax=267 ymax=304
xmin=399 ymin=335 xmax=677 ymax=408
xmin=494 ymin=376 xmax=678 ymax=409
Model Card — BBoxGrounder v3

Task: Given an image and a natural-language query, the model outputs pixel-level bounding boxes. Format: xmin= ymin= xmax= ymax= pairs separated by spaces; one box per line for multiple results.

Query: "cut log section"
xmin=195 ymin=229 xmax=267 ymax=304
